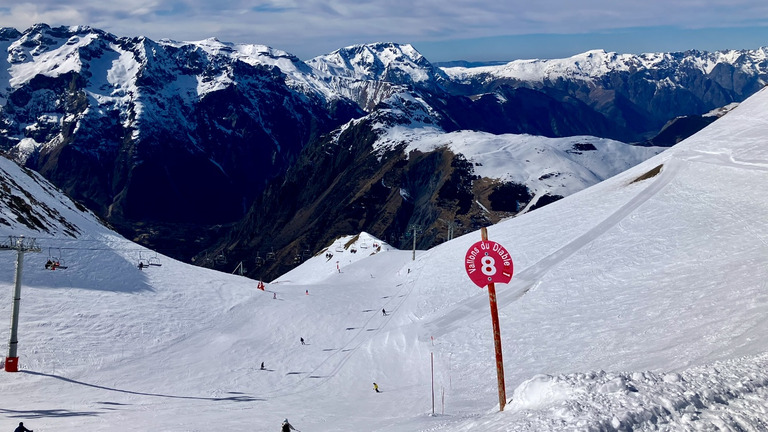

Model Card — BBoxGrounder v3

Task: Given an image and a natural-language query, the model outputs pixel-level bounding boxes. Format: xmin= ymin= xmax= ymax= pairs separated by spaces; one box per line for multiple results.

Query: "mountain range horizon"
xmin=1 ymin=23 xmax=767 ymax=281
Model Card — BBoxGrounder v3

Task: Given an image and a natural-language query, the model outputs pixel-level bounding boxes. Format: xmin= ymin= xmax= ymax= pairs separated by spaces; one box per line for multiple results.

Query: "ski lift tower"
xmin=0 ymin=235 xmax=41 ymax=372
xmin=407 ymin=225 xmax=422 ymax=261
xmin=438 ymin=218 xmax=456 ymax=241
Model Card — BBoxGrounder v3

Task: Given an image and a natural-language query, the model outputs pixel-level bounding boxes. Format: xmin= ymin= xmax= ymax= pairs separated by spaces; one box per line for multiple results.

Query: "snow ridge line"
xmin=419 ymin=158 xmax=683 ymax=340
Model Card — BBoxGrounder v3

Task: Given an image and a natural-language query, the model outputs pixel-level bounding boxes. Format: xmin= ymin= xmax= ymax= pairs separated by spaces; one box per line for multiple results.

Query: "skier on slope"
xmin=282 ymin=418 xmax=299 ymax=432
xmin=14 ymin=422 xmax=33 ymax=432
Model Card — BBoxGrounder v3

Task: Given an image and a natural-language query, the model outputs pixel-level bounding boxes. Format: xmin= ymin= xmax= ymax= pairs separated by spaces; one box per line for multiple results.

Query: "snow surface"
xmin=3 ymin=87 xmax=768 ymax=431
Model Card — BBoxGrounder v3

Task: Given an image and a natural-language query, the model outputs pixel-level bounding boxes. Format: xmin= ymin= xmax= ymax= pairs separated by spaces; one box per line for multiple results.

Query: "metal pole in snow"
xmin=7 ymin=244 xmax=24 ymax=370
xmin=431 ymin=351 xmax=435 ymax=415
xmin=442 ymin=386 xmax=445 ymax=415
xmin=4 ymin=236 xmax=39 ymax=372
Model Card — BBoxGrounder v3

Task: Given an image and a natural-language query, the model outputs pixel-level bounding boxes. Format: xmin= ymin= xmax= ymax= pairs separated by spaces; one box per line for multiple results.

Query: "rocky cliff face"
xmin=197 ymin=111 xmax=480 ymax=278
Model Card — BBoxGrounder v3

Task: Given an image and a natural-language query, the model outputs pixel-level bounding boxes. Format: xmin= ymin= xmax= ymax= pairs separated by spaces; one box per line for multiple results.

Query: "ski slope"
xmin=2 ymin=88 xmax=768 ymax=430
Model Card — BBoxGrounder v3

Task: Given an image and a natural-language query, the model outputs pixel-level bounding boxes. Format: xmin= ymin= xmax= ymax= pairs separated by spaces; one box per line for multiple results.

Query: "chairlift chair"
xmin=45 ymin=247 xmax=68 ymax=270
xmin=147 ymin=253 xmax=162 ymax=267
xmin=137 ymin=251 xmax=162 ymax=269
xmin=137 ymin=251 xmax=149 ymax=269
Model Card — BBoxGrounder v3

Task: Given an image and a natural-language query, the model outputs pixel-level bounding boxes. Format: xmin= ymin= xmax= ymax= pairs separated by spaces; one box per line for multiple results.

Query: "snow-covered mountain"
xmin=207 ymin=93 xmax=664 ymax=279
xmin=443 ymin=48 xmax=768 ymax=85
xmin=305 ymin=42 xmax=449 ymax=110
xmin=443 ymin=47 xmax=768 ymax=140
xmin=2 ymin=79 xmax=768 ymax=432
xmin=1 ymin=23 xmax=766 ymax=276
xmin=0 ymin=23 xmax=363 ymax=257
xmin=0 ymin=154 xmax=100 ymax=237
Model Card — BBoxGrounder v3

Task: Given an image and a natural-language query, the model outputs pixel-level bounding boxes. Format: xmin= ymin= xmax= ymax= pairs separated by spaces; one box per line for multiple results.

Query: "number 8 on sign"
xmin=481 ymin=255 xmax=496 ymax=276
xmin=465 ymin=240 xmax=513 ymax=288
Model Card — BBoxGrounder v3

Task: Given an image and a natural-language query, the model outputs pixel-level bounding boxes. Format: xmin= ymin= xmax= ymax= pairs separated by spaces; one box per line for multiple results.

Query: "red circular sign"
xmin=465 ymin=240 xmax=513 ymax=288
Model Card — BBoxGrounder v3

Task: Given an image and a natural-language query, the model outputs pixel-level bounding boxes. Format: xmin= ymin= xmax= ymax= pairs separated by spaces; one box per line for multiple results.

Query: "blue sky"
xmin=1 ymin=1 xmax=767 ymax=63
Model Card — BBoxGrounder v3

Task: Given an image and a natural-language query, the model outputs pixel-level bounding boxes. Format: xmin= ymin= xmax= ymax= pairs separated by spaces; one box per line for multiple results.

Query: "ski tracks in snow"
xmin=420 ymin=157 xmax=683 ymax=340
xmin=262 ymin=269 xmax=418 ymax=398
xmin=421 ymin=150 xmax=768 ymax=340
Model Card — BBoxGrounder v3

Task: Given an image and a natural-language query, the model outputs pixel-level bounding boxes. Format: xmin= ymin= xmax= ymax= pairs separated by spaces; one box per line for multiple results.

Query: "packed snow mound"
xmin=494 ymin=353 xmax=768 ymax=431
xmin=273 ymin=232 xmax=393 ymax=284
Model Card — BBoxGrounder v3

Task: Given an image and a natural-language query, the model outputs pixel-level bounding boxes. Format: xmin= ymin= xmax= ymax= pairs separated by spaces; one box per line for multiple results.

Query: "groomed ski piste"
xmin=3 ymin=87 xmax=768 ymax=431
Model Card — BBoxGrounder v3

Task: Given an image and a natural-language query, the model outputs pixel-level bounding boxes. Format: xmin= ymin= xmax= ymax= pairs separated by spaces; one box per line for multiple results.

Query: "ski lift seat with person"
xmin=45 ymin=247 xmax=68 ymax=270
xmin=138 ymin=251 xmax=162 ymax=269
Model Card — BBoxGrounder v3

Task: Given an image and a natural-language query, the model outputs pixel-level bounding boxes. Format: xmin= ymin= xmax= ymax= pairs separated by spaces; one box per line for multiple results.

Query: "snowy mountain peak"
xmin=172 ymin=36 xmax=300 ymax=65
xmin=307 ymin=41 xmax=447 ymax=85
xmin=443 ymin=46 xmax=768 ymax=85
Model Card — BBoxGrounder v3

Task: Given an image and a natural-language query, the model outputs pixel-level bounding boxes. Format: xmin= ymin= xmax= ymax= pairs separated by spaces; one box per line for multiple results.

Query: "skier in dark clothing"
xmin=281 ymin=418 xmax=299 ymax=432
xmin=15 ymin=422 xmax=32 ymax=432
xmin=300 ymin=337 xmax=305 ymax=345
xmin=382 ymin=308 xmax=387 ymax=316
